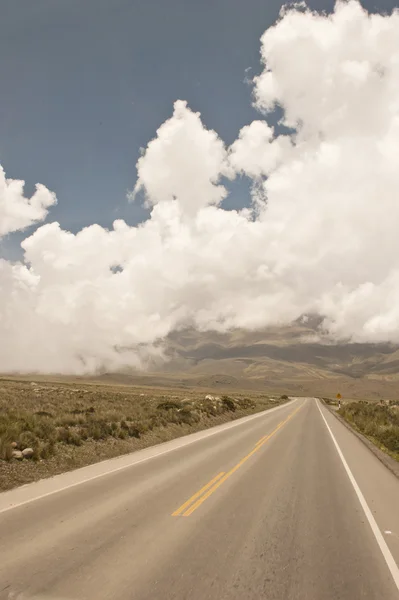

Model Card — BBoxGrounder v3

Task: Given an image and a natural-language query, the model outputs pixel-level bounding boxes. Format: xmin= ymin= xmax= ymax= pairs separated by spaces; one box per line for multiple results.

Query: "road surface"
xmin=0 ymin=398 xmax=398 ymax=599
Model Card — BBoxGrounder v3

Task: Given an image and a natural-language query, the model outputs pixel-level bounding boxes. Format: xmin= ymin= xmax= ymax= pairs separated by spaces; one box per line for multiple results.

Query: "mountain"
xmin=140 ymin=322 xmax=399 ymax=399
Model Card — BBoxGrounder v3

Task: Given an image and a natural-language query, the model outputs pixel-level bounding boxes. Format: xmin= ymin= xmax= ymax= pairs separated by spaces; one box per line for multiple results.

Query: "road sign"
xmin=336 ymin=393 xmax=342 ymax=400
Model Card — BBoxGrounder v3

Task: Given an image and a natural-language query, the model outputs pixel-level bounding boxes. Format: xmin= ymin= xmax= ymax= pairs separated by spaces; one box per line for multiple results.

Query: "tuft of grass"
xmin=0 ymin=438 xmax=14 ymax=461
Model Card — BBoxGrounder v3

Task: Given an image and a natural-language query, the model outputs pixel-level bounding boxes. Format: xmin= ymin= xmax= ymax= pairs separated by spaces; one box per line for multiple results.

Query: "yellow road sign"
xmin=336 ymin=393 xmax=342 ymax=400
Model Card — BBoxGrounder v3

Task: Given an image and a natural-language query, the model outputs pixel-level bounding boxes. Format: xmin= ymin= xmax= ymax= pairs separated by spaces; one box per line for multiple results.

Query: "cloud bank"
xmin=1 ymin=0 xmax=399 ymax=373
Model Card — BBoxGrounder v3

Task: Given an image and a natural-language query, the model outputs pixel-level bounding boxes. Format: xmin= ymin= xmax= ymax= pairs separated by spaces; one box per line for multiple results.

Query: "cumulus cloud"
xmin=0 ymin=166 xmax=56 ymax=236
xmin=2 ymin=0 xmax=399 ymax=374
xmin=229 ymin=121 xmax=292 ymax=178
xmin=133 ymin=100 xmax=233 ymax=214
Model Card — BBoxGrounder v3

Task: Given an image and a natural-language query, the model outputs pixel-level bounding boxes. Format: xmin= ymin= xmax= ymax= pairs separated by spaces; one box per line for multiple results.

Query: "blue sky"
xmin=0 ymin=0 xmax=396 ymax=259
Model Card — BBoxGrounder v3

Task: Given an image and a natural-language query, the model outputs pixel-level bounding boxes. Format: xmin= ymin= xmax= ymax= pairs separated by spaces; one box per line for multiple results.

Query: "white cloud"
xmin=229 ymin=120 xmax=292 ymax=178
xmin=132 ymin=100 xmax=233 ymax=215
xmin=0 ymin=166 xmax=56 ymax=236
xmin=2 ymin=0 xmax=399 ymax=373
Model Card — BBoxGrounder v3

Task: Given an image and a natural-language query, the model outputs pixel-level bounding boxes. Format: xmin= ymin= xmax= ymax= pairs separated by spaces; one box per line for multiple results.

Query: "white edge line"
xmin=317 ymin=400 xmax=399 ymax=591
xmin=0 ymin=398 xmax=298 ymax=515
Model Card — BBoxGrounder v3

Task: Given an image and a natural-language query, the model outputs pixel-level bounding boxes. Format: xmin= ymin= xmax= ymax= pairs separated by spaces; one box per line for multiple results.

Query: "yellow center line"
xmin=254 ymin=420 xmax=284 ymax=447
xmin=255 ymin=435 xmax=268 ymax=446
xmin=179 ymin=402 xmax=305 ymax=517
xmin=172 ymin=471 xmax=225 ymax=516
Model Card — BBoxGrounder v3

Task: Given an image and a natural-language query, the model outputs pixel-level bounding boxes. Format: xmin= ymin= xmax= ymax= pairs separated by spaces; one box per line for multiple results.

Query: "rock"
xmin=22 ymin=448 xmax=34 ymax=458
xmin=12 ymin=450 xmax=23 ymax=460
xmin=205 ymin=395 xmax=215 ymax=401
xmin=11 ymin=441 xmax=18 ymax=449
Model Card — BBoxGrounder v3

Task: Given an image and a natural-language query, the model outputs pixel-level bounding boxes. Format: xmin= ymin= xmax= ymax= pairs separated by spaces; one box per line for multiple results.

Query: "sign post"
xmin=336 ymin=392 xmax=342 ymax=409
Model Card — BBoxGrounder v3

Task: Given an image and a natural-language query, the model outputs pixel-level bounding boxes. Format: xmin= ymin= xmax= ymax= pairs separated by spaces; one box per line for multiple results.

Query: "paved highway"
xmin=0 ymin=398 xmax=398 ymax=599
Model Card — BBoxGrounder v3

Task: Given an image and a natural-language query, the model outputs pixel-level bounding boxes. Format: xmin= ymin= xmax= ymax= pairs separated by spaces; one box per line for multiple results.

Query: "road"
xmin=0 ymin=398 xmax=399 ymax=599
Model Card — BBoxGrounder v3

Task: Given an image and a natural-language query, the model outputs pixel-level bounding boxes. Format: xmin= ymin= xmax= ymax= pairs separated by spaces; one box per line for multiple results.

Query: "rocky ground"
xmin=0 ymin=377 xmax=287 ymax=491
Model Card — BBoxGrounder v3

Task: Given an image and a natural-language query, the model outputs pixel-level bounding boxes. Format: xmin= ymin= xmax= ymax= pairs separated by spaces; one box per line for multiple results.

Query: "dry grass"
xmin=0 ymin=378 xmax=288 ymax=491
xmin=338 ymin=400 xmax=399 ymax=461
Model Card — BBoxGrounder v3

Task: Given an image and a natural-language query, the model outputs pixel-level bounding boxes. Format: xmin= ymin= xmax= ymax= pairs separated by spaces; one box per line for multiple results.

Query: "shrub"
xmin=69 ymin=431 xmax=82 ymax=446
xmin=378 ymin=427 xmax=399 ymax=453
xmin=221 ymin=396 xmax=236 ymax=412
xmin=237 ymin=398 xmax=256 ymax=410
xmin=339 ymin=401 xmax=399 ymax=456
xmin=201 ymin=400 xmax=217 ymax=417
xmin=135 ymin=421 xmax=150 ymax=435
xmin=157 ymin=401 xmax=182 ymax=411
xmin=110 ymin=421 xmax=119 ymax=435
xmin=40 ymin=440 xmax=55 ymax=459
xmin=18 ymin=431 xmax=39 ymax=450
xmin=34 ymin=419 xmax=57 ymax=441
xmin=177 ymin=407 xmax=199 ymax=425
xmin=128 ymin=426 xmax=141 ymax=438
xmin=56 ymin=427 xmax=71 ymax=443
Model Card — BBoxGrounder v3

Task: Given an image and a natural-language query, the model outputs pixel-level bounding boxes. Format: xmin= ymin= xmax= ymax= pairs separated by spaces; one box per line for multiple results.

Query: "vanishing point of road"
xmin=0 ymin=398 xmax=399 ymax=599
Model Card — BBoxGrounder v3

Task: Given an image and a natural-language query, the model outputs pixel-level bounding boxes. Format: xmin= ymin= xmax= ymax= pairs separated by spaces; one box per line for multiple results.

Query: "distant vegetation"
xmin=338 ymin=400 xmax=399 ymax=460
xmin=323 ymin=397 xmax=342 ymax=407
xmin=0 ymin=379 xmax=289 ymax=490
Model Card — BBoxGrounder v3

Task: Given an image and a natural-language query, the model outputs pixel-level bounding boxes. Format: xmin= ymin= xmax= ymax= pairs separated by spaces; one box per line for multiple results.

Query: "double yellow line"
xmin=172 ymin=402 xmax=304 ymax=517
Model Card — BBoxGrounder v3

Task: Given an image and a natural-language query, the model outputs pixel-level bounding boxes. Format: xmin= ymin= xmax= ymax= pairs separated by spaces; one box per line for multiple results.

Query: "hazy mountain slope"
xmin=146 ymin=324 xmax=399 ymax=399
xmin=9 ymin=322 xmax=399 ymax=400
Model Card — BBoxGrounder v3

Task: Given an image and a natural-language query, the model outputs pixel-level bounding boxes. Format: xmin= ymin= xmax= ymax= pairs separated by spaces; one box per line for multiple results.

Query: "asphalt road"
xmin=0 ymin=398 xmax=399 ymax=599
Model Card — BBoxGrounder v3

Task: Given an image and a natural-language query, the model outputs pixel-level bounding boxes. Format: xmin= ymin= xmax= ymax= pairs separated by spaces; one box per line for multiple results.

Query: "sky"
xmin=1 ymin=0 xmax=397 ymax=253
xmin=0 ymin=0 xmax=338 ymax=258
xmin=2 ymin=0 xmax=399 ymax=373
